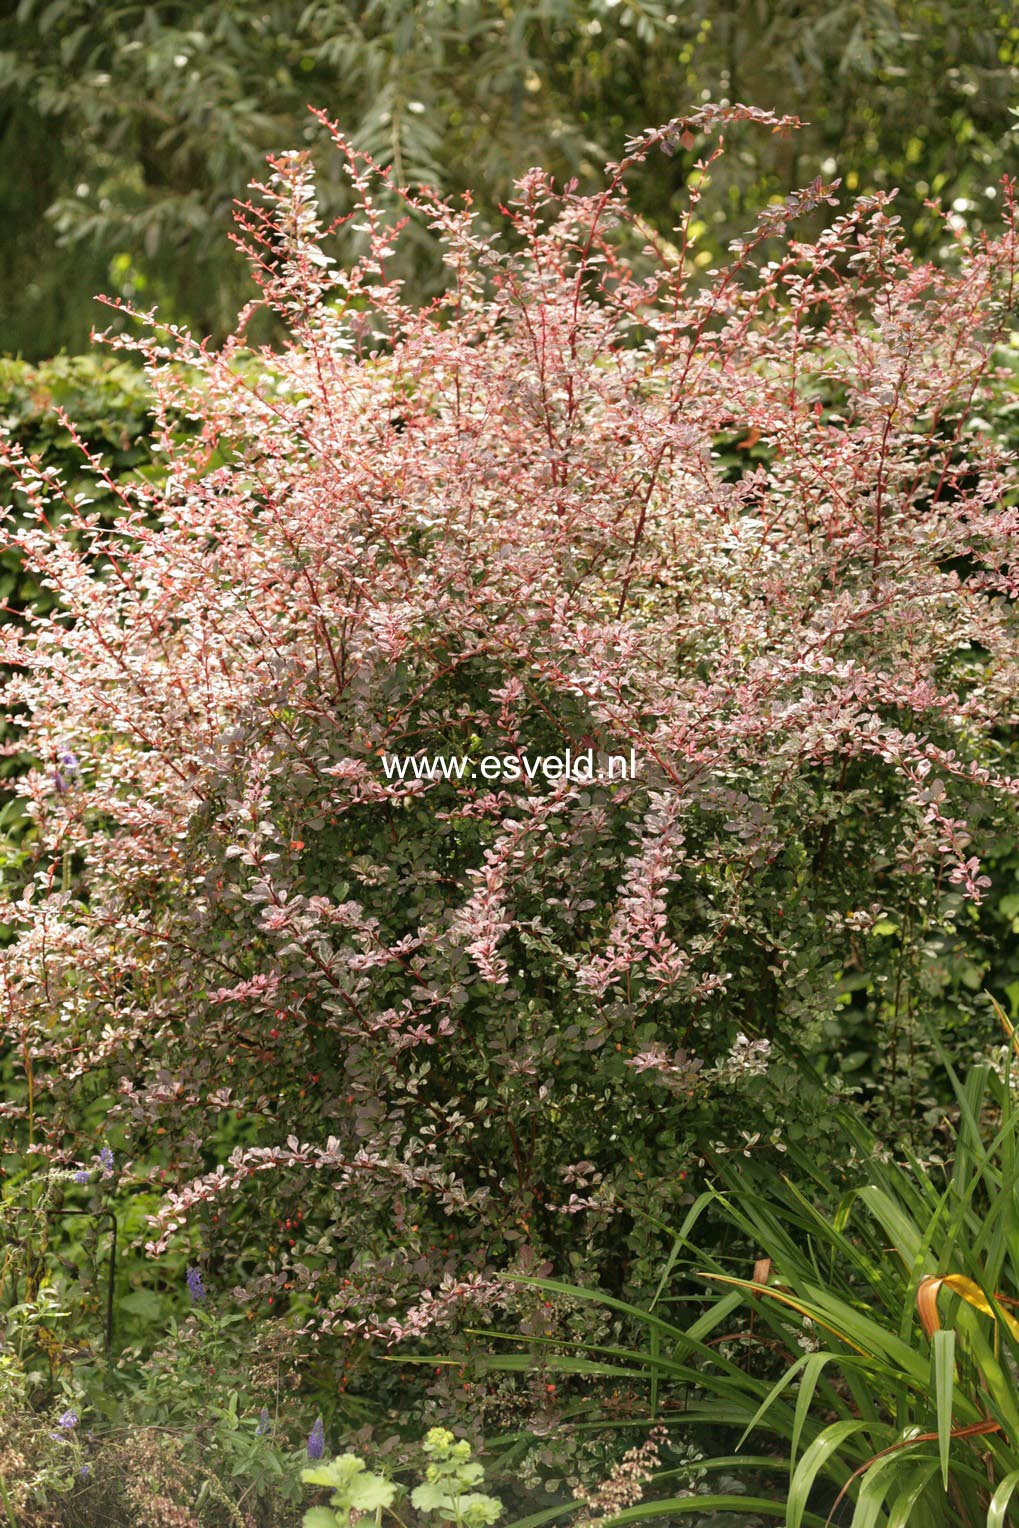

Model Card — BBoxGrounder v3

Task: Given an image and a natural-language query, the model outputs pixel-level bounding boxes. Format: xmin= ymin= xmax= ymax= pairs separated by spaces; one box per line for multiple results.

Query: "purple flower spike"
xmin=186 ymin=1266 xmax=206 ymax=1303
xmin=97 ymin=1146 xmax=115 ymax=1178
xmin=307 ymin=1416 xmax=325 ymax=1460
xmin=58 ymin=1409 xmax=78 ymax=1430
xmin=74 ymin=1169 xmax=90 ymax=1184
xmin=256 ymin=1406 xmax=271 ymax=1435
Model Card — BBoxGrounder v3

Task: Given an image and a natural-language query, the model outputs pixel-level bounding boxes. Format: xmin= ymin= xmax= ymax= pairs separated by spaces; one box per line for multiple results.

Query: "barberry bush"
xmin=2 ymin=105 xmax=1019 ymax=1375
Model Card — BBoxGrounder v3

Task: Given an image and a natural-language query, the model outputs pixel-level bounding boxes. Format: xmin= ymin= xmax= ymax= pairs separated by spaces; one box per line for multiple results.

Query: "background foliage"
xmin=2 ymin=0 xmax=1017 ymax=357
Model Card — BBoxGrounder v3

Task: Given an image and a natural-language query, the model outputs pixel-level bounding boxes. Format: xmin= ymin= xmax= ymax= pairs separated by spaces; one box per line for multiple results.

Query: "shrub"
xmin=1 ymin=106 xmax=1019 ymax=1385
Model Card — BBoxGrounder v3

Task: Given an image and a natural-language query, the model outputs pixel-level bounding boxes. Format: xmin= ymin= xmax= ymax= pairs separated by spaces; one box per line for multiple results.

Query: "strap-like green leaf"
xmin=506 ymin=1493 xmax=830 ymax=1528
xmin=578 ymin=1496 xmax=825 ymax=1527
xmin=850 ymin=1449 xmax=918 ymax=1528
xmin=791 ymin=1352 xmax=840 ymax=1468
xmin=735 ymin=1352 xmax=809 ymax=1453
xmin=882 ymin=1462 xmax=938 ymax=1528
xmin=648 ymin=1190 xmax=718 ymax=1311
xmin=787 ymin=1420 xmax=874 ymax=1528
xmin=857 ymin=1185 xmax=926 ymax=1270
xmin=988 ymin=1468 xmax=1019 ymax=1528
xmin=931 ymin=1328 xmax=955 ymax=1491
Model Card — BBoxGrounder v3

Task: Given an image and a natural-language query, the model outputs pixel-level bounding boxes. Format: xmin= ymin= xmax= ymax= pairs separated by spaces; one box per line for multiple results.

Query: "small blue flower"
xmin=73 ymin=1169 xmax=90 ymax=1184
xmin=97 ymin=1146 xmax=115 ymax=1179
xmin=186 ymin=1265 xmax=206 ymax=1303
xmin=58 ymin=1409 xmax=78 ymax=1430
xmin=255 ymin=1406 xmax=271 ymax=1436
xmin=79 ymin=1463 xmax=92 ymax=1481
xmin=306 ymin=1416 xmax=325 ymax=1460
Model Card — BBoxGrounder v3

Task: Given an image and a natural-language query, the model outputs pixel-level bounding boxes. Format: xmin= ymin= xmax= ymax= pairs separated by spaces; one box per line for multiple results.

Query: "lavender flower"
xmin=52 ymin=743 xmax=80 ymax=795
xmin=307 ymin=1416 xmax=325 ymax=1460
xmin=73 ymin=1169 xmax=90 ymax=1184
xmin=186 ymin=1265 xmax=206 ymax=1303
xmin=97 ymin=1146 xmax=115 ymax=1179
xmin=255 ymin=1406 xmax=271 ymax=1436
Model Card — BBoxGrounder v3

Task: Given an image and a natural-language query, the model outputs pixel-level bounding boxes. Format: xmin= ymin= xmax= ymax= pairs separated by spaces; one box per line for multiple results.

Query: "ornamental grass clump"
xmin=482 ymin=1005 xmax=1019 ymax=1525
xmin=1 ymin=105 xmax=1019 ymax=1347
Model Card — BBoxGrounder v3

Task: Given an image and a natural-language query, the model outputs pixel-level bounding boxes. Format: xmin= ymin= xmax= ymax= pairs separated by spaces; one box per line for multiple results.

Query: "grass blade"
xmin=988 ymin=1467 xmax=1019 ymax=1527
xmin=787 ymin=1420 xmax=874 ymax=1528
xmin=932 ymin=1328 xmax=955 ymax=1491
xmin=883 ymin=1462 xmax=938 ymax=1528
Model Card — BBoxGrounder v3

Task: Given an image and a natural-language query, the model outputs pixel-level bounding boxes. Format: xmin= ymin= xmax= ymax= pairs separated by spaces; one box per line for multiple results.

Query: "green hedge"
xmin=0 ymin=356 xmax=165 ymax=797
xmin=0 ymin=353 xmax=160 ymax=611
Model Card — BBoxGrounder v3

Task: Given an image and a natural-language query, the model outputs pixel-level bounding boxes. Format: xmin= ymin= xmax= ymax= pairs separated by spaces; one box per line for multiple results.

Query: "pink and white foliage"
xmin=576 ymin=791 xmax=690 ymax=997
xmin=1 ymin=105 xmax=1019 ymax=1314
